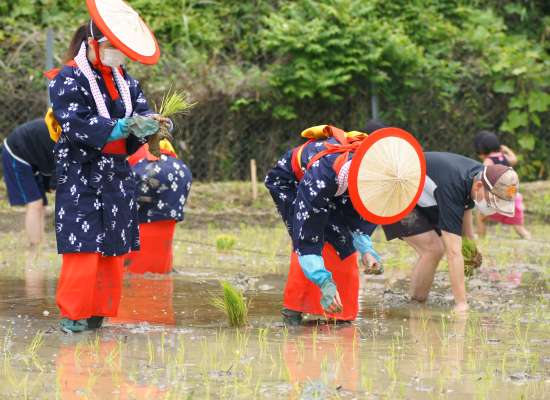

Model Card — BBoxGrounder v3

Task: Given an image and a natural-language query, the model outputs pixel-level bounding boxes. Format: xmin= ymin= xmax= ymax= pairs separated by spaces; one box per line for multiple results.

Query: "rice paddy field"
xmin=0 ymin=221 xmax=550 ymax=399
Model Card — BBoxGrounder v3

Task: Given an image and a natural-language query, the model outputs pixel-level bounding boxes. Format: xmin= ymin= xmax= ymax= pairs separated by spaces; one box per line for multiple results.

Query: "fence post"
xmin=46 ymin=28 xmax=54 ymax=110
xmin=371 ymin=81 xmax=379 ymax=120
xmin=250 ymin=159 xmax=258 ymax=201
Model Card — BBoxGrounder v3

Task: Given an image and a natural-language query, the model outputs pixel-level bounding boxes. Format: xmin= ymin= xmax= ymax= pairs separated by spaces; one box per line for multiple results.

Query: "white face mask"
xmin=474 ymin=187 xmax=496 ymax=216
xmin=101 ymin=48 xmax=126 ymax=68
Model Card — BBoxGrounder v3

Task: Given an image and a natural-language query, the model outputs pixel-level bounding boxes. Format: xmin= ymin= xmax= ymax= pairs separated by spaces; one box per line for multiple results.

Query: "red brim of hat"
xmin=87 ymin=0 xmax=160 ymax=65
xmin=348 ymin=128 xmax=426 ymax=225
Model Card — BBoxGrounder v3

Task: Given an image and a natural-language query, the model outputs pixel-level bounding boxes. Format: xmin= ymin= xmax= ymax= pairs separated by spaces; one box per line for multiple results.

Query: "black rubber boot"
xmin=86 ymin=316 xmax=105 ymax=329
xmin=282 ymin=307 xmax=303 ymax=326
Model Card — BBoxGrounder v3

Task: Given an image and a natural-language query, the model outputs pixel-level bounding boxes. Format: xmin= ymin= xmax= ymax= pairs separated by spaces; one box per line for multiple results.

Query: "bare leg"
xmin=513 ymin=224 xmax=531 ymax=239
xmin=476 ymin=214 xmax=488 ymax=237
xmin=25 ymin=199 xmax=44 ymax=246
xmin=403 ymin=231 xmax=444 ymax=302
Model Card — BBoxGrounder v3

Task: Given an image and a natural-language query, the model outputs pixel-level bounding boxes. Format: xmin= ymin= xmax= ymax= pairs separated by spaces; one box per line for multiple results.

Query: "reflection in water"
xmin=0 ymin=225 xmax=549 ymax=398
xmin=56 ymin=342 xmax=170 ymax=400
xmin=110 ymin=274 xmax=175 ymax=326
xmin=285 ymin=324 xmax=358 ymax=397
xmin=408 ymin=309 xmax=467 ymax=383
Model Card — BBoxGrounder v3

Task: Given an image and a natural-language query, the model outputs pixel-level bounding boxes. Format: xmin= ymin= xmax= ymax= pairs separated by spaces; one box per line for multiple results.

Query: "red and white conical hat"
xmin=348 ymin=128 xmax=426 ymax=225
xmin=87 ymin=0 xmax=160 ymax=65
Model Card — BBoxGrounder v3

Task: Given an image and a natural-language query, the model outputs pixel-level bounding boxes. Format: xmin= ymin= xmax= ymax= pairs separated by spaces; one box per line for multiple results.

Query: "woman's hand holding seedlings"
xmin=151 ymin=114 xmax=172 ymax=130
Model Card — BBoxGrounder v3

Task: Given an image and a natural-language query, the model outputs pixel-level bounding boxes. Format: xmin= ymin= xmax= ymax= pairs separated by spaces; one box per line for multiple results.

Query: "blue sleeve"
xmin=350 ymin=232 xmax=382 ymax=263
xmin=297 ymin=254 xmax=332 ymax=286
xmin=107 ymin=118 xmax=129 ymax=143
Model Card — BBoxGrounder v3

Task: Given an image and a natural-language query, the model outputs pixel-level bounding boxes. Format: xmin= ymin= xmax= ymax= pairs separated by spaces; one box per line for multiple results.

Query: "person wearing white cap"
xmin=382 ymin=152 xmax=520 ymax=313
xmin=44 ymin=0 xmax=172 ymax=333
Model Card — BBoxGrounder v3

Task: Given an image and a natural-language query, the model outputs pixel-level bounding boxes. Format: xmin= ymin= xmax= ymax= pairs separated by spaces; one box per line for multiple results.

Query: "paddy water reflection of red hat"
xmin=86 ymin=0 xmax=160 ymax=65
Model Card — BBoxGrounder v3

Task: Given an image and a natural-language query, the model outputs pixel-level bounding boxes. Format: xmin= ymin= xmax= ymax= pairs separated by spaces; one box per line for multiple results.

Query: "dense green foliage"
xmin=1 ymin=0 xmax=550 ymax=180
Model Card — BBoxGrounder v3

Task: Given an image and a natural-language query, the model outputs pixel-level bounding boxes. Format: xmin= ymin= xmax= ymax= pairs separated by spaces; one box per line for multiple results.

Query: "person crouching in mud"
xmin=265 ymin=125 xmax=383 ymax=325
xmin=381 ymin=152 xmax=520 ymax=313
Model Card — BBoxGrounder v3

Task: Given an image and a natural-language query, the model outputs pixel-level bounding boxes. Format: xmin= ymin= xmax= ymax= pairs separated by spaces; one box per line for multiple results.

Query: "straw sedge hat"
xmin=348 ymin=128 xmax=426 ymax=225
xmin=87 ymin=0 xmax=160 ymax=65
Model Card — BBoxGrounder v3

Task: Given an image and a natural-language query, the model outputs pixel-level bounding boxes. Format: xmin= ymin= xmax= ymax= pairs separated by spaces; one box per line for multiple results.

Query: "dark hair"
xmin=473 ymin=130 xmax=500 ymax=155
xmin=363 ymin=119 xmax=390 ymax=134
xmin=62 ymin=20 xmax=105 ymax=65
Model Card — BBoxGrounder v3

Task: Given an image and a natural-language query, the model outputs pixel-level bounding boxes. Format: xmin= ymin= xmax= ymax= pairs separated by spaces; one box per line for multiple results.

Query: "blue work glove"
xmin=107 ymin=118 xmax=130 ymax=143
xmin=127 ymin=115 xmax=160 ymax=138
xmin=167 ymin=119 xmax=174 ymax=133
xmin=351 ymin=232 xmax=384 ymax=275
xmin=319 ymin=277 xmax=341 ymax=312
xmin=298 ymin=254 xmax=331 ymax=286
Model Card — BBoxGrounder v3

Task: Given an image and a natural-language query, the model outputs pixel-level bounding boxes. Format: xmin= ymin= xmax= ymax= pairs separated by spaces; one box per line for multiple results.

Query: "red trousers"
xmin=283 ymin=243 xmax=360 ymax=321
xmin=124 ymin=220 xmax=176 ymax=274
xmin=56 ymin=253 xmax=124 ymax=320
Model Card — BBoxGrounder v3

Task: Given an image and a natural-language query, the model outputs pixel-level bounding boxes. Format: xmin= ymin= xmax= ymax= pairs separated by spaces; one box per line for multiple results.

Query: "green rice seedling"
xmin=364 ymin=377 xmax=373 ymax=392
xmin=530 ymin=353 xmax=539 ymax=373
xmin=146 ymin=375 xmax=158 ymax=398
xmin=56 ymin=365 xmax=65 ymax=398
xmin=26 ymin=332 xmax=44 ymax=356
xmin=155 ymin=86 xmax=195 ymax=118
xmin=282 ymin=326 xmax=289 ymax=344
xmin=3 ymin=325 xmax=12 ymax=353
xmin=86 ymin=369 xmax=101 ymax=394
xmin=312 ymin=327 xmax=318 ymax=359
xmin=462 ymin=237 xmax=482 ymax=277
xmin=398 ymin=378 xmax=406 ymax=397
xmin=147 ymin=335 xmax=155 ymax=366
xmin=104 ymin=346 xmax=118 ymax=366
xmin=149 ymin=86 xmax=195 ymax=157
xmin=206 ymin=280 xmax=251 ymax=327
xmin=214 ymin=234 xmax=238 ymax=253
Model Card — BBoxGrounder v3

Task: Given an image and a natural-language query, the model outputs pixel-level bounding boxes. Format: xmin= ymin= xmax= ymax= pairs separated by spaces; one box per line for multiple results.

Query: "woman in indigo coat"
xmin=47 ymin=16 xmax=171 ymax=333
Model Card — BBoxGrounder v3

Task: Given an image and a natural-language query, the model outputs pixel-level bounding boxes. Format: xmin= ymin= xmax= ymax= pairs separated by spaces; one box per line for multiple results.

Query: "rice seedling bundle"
xmin=462 ymin=237 xmax=483 ymax=277
xmin=207 ymin=280 xmax=251 ymax=327
xmin=215 ymin=234 xmax=238 ymax=253
xmin=150 ymin=87 xmax=195 ymax=157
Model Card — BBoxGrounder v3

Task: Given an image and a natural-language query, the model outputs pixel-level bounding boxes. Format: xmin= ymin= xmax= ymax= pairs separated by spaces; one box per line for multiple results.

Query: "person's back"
xmin=5 ymin=119 xmax=57 ymax=190
xmin=2 ymin=119 xmax=56 ymax=245
xmin=415 ymin=152 xmax=484 ymax=236
xmin=124 ymin=141 xmax=193 ymax=274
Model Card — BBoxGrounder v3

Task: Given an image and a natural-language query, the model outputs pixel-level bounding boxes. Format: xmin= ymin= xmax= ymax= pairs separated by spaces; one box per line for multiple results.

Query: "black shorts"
xmin=382 ymin=207 xmax=442 ymax=241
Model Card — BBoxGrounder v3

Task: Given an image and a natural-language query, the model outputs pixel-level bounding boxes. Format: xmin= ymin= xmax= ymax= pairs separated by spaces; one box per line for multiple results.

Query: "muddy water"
xmin=0 ymin=224 xmax=549 ymax=399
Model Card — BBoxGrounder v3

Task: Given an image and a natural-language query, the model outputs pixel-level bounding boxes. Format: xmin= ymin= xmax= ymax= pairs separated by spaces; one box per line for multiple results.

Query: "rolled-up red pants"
xmin=56 ymin=253 xmax=124 ymax=320
xmin=123 ymin=220 xmax=176 ymax=274
xmin=283 ymin=243 xmax=360 ymax=321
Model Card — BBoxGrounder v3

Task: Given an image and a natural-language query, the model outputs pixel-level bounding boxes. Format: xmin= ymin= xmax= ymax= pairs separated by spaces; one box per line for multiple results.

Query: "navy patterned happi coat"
xmin=131 ymin=153 xmax=192 ymax=223
xmin=265 ymin=137 xmax=377 ymax=260
xmin=49 ymin=61 xmax=153 ymax=256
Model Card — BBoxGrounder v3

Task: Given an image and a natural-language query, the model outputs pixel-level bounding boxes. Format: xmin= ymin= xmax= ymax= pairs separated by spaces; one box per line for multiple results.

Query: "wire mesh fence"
xmin=2 ymin=29 xmax=550 ymax=183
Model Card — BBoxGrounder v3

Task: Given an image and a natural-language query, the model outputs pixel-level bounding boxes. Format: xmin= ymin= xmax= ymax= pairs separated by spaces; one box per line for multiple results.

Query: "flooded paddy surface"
xmin=0 ymin=223 xmax=550 ymax=399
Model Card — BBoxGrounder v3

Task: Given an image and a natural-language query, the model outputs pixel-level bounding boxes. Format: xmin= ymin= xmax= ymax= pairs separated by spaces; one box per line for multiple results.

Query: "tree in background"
xmin=1 ymin=0 xmax=550 ymax=180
